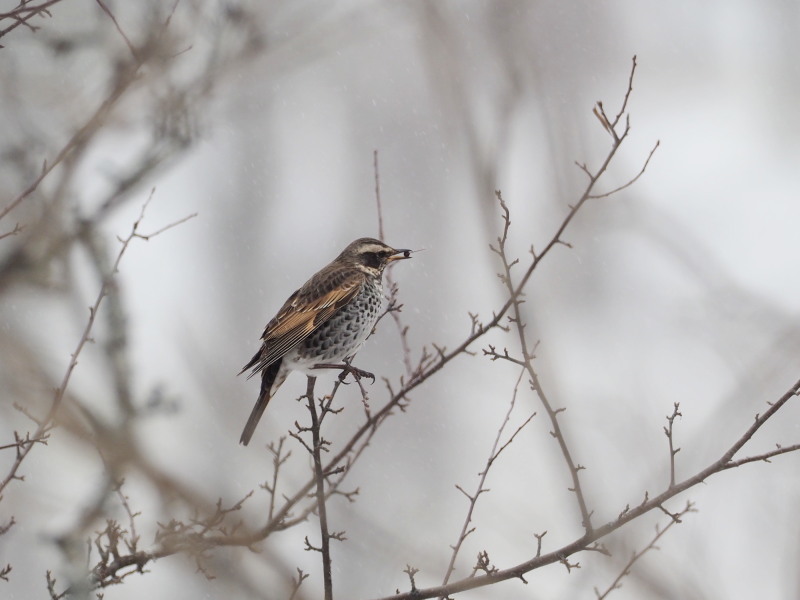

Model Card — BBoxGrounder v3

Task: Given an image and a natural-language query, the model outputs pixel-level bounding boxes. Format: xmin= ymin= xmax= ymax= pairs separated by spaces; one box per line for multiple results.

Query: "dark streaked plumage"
xmin=238 ymin=238 xmax=411 ymax=445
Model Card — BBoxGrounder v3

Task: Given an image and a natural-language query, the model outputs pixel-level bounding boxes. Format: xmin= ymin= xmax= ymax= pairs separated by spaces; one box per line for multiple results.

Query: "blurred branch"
xmin=0 ymin=223 xmax=23 ymax=241
xmin=288 ymin=568 xmax=309 ymax=600
xmin=374 ymin=150 xmax=387 ymax=244
xmin=0 ymin=55 xmax=139 ymax=224
xmin=94 ymin=0 xmax=138 ymax=60
xmin=261 ymin=437 xmax=291 ymax=523
xmin=374 ymin=149 xmax=414 ymax=379
xmin=0 ymin=195 xmax=197 ymax=497
xmin=594 ymin=501 xmax=696 ymax=599
xmin=0 ymin=0 xmax=185 ymax=225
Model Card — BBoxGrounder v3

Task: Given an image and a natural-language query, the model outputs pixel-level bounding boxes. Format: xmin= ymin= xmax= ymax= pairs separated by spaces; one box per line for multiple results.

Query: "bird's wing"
xmin=240 ymin=268 xmax=363 ymax=378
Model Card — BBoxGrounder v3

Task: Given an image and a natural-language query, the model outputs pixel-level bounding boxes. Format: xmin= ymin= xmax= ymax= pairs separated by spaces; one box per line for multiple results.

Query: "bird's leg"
xmin=312 ymin=359 xmax=375 ymax=384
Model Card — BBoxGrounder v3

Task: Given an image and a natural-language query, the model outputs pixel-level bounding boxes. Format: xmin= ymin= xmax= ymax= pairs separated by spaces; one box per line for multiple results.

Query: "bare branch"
xmin=612 ymin=55 xmax=638 ymax=130
xmin=722 ymin=443 xmax=800 ymax=469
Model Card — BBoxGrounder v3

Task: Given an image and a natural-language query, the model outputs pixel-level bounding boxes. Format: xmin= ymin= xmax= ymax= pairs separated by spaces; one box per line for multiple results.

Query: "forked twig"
xmin=664 ymin=403 xmax=682 ymax=488
xmin=594 ymin=501 xmax=696 ymax=599
xmin=440 ymin=370 xmax=532 ymax=593
xmin=494 ymin=190 xmax=594 ymax=532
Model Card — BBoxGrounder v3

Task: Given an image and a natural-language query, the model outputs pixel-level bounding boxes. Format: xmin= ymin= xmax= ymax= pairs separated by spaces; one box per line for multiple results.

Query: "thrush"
xmin=238 ymin=237 xmax=411 ymax=445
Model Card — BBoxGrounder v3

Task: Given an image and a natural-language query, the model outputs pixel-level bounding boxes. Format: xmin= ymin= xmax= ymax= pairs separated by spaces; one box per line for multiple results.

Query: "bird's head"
xmin=339 ymin=238 xmax=412 ymax=275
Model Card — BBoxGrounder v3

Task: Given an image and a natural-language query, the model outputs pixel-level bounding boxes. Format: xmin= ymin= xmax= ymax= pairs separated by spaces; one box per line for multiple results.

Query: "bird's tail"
xmin=240 ymin=359 xmax=282 ymax=446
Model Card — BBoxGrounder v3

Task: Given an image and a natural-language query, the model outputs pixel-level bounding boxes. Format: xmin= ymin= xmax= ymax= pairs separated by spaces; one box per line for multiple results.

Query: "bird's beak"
xmin=387 ymin=249 xmax=412 ymax=262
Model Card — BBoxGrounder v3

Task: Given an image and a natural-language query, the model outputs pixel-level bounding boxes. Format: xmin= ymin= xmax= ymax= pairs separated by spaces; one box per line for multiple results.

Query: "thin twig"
xmin=440 ymin=369 xmax=529 ymax=593
xmin=95 ymin=0 xmax=139 ymax=60
xmin=612 ymin=55 xmax=638 ymax=129
xmin=722 ymin=442 xmax=800 ymax=469
xmin=484 ymin=57 xmax=657 ymax=534
xmin=664 ymin=403 xmax=682 ymax=488
xmin=494 ymin=189 xmax=594 ymax=532
xmin=588 ymin=141 xmax=660 ymax=199
xmin=594 ymin=501 xmax=695 ymax=599
xmin=0 ymin=223 xmax=23 ymax=241
xmin=0 ymin=0 xmax=65 ymax=39
xmin=288 ymin=568 xmax=309 ymax=600
xmin=262 ymin=437 xmax=290 ymax=522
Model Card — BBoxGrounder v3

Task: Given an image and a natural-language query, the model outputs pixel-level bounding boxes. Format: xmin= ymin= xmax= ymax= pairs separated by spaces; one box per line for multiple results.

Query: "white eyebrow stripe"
xmin=359 ymin=244 xmax=392 ymax=253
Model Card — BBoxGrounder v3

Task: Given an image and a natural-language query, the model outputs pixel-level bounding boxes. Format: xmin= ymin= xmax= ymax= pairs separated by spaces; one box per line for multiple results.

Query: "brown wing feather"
xmin=239 ymin=267 xmax=363 ymax=378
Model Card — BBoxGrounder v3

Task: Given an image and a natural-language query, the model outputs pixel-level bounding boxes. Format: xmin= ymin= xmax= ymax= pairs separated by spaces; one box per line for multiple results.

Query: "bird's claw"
xmin=313 ymin=363 xmax=375 ymax=384
xmin=338 ymin=365 xmax=375 ymax=384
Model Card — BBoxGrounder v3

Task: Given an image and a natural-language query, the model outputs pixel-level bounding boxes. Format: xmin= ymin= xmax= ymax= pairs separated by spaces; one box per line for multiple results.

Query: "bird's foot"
xmin=313 ymin=362 xmax=375 ymax=384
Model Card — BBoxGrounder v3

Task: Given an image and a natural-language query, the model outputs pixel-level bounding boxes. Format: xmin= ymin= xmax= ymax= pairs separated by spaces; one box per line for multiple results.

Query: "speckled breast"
xmin=292 ymin=277 xmax=383 ymax=366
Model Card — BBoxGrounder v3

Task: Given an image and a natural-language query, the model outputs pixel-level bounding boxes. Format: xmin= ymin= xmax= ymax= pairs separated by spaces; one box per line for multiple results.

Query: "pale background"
xmin=1 ymin=1 xmax=799 ymax=599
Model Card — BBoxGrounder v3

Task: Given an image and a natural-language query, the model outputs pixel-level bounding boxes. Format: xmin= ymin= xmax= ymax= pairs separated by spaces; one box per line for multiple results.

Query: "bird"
xmin=238 ymin=237 xmax=412 ymax=445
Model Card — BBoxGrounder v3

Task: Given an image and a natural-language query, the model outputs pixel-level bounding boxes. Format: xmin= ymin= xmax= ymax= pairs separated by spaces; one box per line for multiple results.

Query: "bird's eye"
xmin=363 ymin=251 xmax=381 ymax=268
